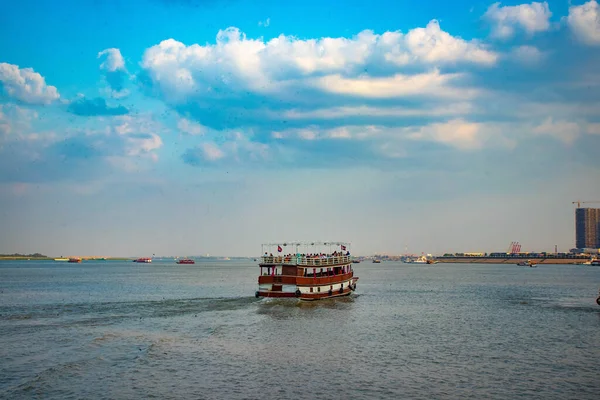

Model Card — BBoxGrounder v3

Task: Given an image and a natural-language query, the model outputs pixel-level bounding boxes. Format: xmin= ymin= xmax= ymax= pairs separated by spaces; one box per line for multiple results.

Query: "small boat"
xmin=255 ymin=242 xmax=358 ymax=300
xmin=517 ymin=259 xmax=537 ymax=267
xmin=352 ymin=259 xmax=361 ymax=263
xmin=68 ymin=258 xmax=82 ymax=263
xmin=372 ymin=259 xmax=381 ymax=263
xmin=176 ymin=258 xmax=195 ymax=264
xmin=54 ymin=258 xmax=69 ymax=262
xmin=591 ymin=259 xmax=600 ymax=266
xmin=134 ymin=257 xmax=152 ymax=263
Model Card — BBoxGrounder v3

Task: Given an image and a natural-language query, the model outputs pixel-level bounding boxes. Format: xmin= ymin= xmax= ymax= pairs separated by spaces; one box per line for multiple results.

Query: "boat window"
xmin=310 ymin=287 xmax=313 ymax=292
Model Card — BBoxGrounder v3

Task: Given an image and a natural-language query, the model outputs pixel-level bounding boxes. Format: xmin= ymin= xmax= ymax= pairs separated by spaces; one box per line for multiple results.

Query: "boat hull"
xmin=256 ymin=276 xmax=359 ymax=301
xmin=256 ymin=286 xmax=356 ymax=301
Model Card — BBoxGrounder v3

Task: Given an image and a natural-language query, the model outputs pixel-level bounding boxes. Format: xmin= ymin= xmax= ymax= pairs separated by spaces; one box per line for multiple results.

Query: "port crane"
xmin=572 ymin=201 xmax=600 ymax=208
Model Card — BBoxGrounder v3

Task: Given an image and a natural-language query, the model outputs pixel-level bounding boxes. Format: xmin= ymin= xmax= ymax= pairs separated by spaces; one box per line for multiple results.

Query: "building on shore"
xmin=575 ymin=207 xmax=600 ymax=249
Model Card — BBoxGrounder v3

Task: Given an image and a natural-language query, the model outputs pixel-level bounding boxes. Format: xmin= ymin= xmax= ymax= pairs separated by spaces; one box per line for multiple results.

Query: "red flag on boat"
xmin=277 ymin=245 xmax=282 ymax=253
xmin=341 ymin=245 xmax=346 ymax=251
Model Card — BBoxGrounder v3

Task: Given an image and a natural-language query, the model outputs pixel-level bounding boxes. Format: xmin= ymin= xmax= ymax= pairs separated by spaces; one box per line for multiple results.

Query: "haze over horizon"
xmin=1 ymin=0 xmax=600 ymax=257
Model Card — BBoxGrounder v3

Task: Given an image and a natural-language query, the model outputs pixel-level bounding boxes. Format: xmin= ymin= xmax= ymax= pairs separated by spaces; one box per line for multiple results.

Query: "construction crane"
xmin=572 ymin=201 xmax=600 ymax=208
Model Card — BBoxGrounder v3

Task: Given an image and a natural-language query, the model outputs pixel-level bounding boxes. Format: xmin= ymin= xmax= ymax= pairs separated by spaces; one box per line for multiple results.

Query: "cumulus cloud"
xmin=98 ymin=48 xmax=129 ymax=95
xmin=566 ymin=0 xmax=600 ymax=45
xmin=0 ymin=113 xmax=165 ymax=184
xmin=68 ymin=97 xmax=129 ymax=116
xmin=0 ymin=63 xmax=60 ymax=104
xmin=140 ymin=22 xmax=497 ymax=104
xmin=483 ymin=2 xmax=552 ymax=39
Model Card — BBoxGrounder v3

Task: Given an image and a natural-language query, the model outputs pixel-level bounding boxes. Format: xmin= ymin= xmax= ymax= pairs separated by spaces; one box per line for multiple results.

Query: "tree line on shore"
xmin=0 ymin=253 xmax=48 ymax=258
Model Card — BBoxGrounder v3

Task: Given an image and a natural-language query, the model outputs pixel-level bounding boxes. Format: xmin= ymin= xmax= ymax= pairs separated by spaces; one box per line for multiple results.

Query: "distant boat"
xmin=54 ymin=258 xmax=69 ymax=262
xmin=134 ymin=257 xmax=152 ymax=263
xmin=176 ymin=259 xmax=195 ymax=264
xmin=352 ymin=259 xmax=361 ymax=263
xmin=372 ymin=259 xmax=381 ymax=263
xmin=517 ymin=259 xmax=537 ymax=267
xmin=68 ymin=258 xmax=82 ymax=263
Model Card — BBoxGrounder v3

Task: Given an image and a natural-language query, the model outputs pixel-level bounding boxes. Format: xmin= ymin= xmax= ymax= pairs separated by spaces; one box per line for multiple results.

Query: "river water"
xmin=1 ymin=260 xmax=599 ymax=399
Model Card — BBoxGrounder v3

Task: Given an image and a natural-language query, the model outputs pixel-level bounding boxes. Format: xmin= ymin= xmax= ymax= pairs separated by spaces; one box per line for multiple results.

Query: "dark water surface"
xmin=1 ymin=260 xmax=599 ymax=399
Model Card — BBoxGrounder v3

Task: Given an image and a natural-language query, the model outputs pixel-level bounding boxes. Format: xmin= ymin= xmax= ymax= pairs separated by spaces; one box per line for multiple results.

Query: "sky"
xmin=0 ymin=0 xmax=599 ymax=257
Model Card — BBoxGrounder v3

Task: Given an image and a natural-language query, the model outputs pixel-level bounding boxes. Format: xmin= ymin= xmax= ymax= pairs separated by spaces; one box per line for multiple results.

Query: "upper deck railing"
xmin=260 ymin=255 xmax=351 ymax=266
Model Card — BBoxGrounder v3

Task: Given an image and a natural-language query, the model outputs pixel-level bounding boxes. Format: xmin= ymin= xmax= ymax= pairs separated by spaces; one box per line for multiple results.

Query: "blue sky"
xmin=1 ymin=0 xmax=599 ymax=257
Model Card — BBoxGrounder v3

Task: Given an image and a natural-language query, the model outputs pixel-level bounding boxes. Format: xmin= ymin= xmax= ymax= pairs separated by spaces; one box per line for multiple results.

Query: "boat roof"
xmin=261 ymin=241 xmax=350 ymax=247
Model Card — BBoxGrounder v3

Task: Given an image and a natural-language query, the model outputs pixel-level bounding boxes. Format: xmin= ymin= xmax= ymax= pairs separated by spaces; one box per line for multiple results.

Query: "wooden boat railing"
xmin=258 ymin=271 xmax=354 ymax=285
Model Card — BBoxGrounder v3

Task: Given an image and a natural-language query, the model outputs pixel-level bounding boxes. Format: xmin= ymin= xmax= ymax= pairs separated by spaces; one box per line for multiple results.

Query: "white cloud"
xmin=199 ymin=142 xmax=225 ymax=161
xmin=566 ymin=0 xmax=600 ymax=45
xmin=271 ymin=125 xmax=380 ymax=141
xmin=407 ymin=119 xmax=484 ymax=150
xmin=312 ymin=70 xmax=481 ymax=99
xmin=258 ymin=17 xmax=270 ymax=27
xmin=388 ymin=20 xmax=498 ymax=65
xmin=0 ymin=110 xmax=9 ymax=137
xmin=0 ymin=63 xmax=60 ymax=104
xmin=532 ymin=117 xmax=580 ymax=144
xmin=98 ymin=48 xmax=126 ymax=72
xmin=277 ymin=102 xmax=474 ymax=119
xmin=585 ymin=122 xmax=600 ymax=135
xmin=510 ymin=45 xmax=545 ymax=65
xmin=271 ymin=119 xmax=504 ymax=151
xmin=124 ymin=133 xmax=162 ymax=156
xmin=0 ymin=104 xmax=40 ymax=140
xmin=177 ymin=117 xmax=206 ymax=135
xmin=140 ymin=22 xmax=497 ymax=103
xmin=484 ymin=2 xmax=552 ymax=39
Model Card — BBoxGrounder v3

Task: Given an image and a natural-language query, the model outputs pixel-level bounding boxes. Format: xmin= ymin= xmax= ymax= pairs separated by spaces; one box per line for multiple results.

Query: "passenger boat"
xmin=68 ymin=257 xmax=82 ymax=263
xmin=176 ymin=258 xmax=195 ymax=264
xmin=134 ymin=257 xmax=152 ymax=263
xmin=255 ymin=242 xmax=358 ymax=300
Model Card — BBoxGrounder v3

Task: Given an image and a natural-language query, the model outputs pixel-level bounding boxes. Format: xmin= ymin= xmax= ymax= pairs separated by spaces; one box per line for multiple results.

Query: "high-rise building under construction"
xmin=575 ymin=208 xmax=600 ymax=248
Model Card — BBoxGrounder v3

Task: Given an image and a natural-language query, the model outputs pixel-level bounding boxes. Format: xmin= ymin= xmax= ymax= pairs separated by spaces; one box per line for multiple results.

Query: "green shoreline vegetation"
xmin=0 ymin=253 xmax=51 ymax=260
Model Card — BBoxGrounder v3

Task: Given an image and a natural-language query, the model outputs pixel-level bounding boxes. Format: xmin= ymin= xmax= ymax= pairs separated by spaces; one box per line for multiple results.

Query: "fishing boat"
xmin=68 ymin=257 xmax=82 ymax=263
xmin=255 ymin=242 xmax=358 ymax=300
xmin=54 ymin=258 xmax=69 ymax=261
xmin=176 ymin=258 xmax=195 ymax=264
xmin=134 ymin=257 xmax=152 ymax=263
